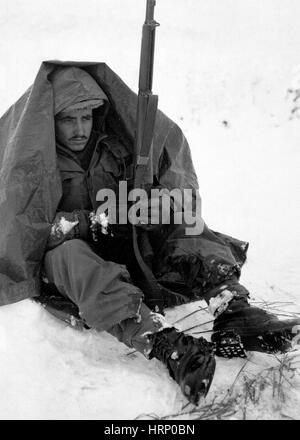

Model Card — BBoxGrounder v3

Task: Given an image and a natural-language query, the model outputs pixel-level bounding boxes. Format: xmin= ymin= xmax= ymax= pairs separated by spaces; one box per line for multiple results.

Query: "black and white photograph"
xmin=0 ymin=0 xmax=299 ymax=421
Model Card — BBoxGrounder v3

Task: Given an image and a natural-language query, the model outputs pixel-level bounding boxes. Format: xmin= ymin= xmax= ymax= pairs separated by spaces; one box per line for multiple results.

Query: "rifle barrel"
xmin=146 ymin=0 xmax=156 ymax=21
xmin=139 ymin=0 xmax=159 ymax=93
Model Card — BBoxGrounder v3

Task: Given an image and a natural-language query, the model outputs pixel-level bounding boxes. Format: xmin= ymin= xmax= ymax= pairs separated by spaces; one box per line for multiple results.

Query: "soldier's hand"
xmin=47 ymin=210 xmax=90 ymax=250
xmin=129 ymin=193 xmax=173 ymax=230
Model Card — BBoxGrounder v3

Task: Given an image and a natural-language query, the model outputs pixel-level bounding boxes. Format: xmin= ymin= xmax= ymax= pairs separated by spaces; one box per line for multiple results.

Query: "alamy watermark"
xmin=93 ymin=181 xmax=204 ymax=235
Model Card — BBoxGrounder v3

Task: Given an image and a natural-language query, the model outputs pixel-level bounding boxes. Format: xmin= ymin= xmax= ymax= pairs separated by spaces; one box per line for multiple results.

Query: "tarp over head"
xmin=0 ymin=60 xmax=199 ymax=306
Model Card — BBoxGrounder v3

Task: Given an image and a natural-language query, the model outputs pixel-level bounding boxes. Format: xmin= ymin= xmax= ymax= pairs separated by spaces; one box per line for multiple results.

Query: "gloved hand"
xmin=128 ymin=190 xmax=175 ymax=231
xmin=89 ymin=211 xmax=112 ymax=241
xmin=47 ymin=210 xmax=90 ymax=250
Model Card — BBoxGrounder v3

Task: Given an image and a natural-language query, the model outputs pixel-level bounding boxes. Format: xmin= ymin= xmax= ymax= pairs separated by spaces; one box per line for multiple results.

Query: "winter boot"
xmin=149 ymin=327 xmax=216 ymax=405
xmin=212 ymin=297 xmax=300 ymax=358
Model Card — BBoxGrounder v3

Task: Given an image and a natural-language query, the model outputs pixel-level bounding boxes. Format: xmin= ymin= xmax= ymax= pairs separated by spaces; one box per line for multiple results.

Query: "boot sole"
xmin=212 ymin=321 xmax=300 ymax=356
xmin=212 ymin=331 xmax=247 ymax=358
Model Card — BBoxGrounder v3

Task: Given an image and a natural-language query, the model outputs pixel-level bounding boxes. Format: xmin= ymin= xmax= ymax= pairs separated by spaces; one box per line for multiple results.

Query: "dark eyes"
xmin=58 ymin=115 xmax=92 ymax=123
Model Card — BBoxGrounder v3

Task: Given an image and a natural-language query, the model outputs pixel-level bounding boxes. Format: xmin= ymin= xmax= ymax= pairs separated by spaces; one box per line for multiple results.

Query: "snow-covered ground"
xmin=0 ymin=0 xmax=300 ymax=420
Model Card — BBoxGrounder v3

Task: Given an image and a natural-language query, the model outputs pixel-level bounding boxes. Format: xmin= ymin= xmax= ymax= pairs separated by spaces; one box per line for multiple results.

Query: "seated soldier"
xmin=41 ymin=66 xmax=300 ymax=405
xmin=44 ymin=66 xmax=216 ymax=405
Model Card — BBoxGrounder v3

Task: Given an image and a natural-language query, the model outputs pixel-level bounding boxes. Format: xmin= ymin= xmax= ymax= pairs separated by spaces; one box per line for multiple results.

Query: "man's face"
xmin=55 ymin=107 xmax=93 ymax=151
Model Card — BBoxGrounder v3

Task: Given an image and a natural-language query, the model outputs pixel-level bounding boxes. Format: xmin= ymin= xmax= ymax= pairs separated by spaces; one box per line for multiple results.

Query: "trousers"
xmin=44 ymin=239 xmax=168 ymax=356
xmin=43 ymin=227 xmax=250 ymax=354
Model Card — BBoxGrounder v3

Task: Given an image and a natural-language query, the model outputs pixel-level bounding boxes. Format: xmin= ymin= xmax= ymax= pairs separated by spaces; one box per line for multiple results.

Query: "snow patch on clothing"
xmin=51 ymin=217 xmax=79 ymax=236
xmin=135 ymin=299 xmax=143 ymax=324
xmin=208 ymin=288 xmax=235 ymax=317
xmin=89 ymin=211 xmax=111 ymax=237
xmin=148 ymin=312 xmax=173 ymax=333
xmin=142 ymin=313 xmax=173 ymax=358
xmin=170 ymin=350 xmax=179 ymax=360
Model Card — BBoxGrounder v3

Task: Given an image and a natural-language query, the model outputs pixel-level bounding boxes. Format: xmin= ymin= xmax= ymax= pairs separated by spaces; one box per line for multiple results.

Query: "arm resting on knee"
xmin=47 ymin=210 xmax=91 ymax=250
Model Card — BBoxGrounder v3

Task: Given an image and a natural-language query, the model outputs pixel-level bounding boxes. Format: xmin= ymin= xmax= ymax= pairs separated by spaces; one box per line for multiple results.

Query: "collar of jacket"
xmin=56 ymin=130 xmax=133 ymax=183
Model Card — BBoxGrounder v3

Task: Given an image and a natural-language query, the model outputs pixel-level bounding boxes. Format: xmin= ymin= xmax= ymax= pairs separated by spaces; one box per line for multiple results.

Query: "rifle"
xmin=134 ymin=0 xmax=159 ymax=187
xmin=133 ymin=0 xmax=187 ymax=313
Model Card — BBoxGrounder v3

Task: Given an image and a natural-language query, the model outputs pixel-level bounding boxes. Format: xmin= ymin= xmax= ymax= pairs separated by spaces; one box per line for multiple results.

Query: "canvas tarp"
xmin=0 ymin=60 xmax=199 ymax=305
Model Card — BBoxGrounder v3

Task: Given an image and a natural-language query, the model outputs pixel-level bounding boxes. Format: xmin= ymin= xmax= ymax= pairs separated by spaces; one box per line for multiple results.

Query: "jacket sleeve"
xmin=46 ymin=210 xmax=91 ymax=250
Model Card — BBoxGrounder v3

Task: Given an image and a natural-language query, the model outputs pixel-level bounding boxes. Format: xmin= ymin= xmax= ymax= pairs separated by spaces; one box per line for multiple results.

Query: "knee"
xmin=48 ymin=239 xmax=90 ymax=257
xmin=44 ymin=239 xmax=92 ymax=269
xmin=60 ymin=239 xmax=89 ymax=252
